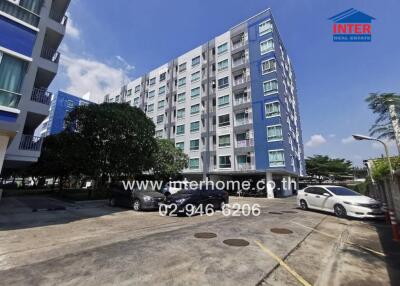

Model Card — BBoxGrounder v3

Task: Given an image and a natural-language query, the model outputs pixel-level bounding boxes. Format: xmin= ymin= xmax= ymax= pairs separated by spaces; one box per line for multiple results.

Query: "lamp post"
xmin=352 ymin=134 xmax=399 ymax=241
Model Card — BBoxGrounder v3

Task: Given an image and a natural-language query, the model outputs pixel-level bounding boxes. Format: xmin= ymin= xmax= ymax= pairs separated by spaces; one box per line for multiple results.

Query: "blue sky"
xmin=51 ymin=0 xmax=400 ymax=165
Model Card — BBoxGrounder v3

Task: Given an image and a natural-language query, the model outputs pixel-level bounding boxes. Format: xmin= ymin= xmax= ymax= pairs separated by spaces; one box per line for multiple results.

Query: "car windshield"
xmin=326 ymin=187 xmax=361 ymax=196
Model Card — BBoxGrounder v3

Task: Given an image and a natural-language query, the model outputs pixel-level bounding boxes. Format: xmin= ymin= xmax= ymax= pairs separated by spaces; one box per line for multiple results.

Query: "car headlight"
xmin=175 ymin=198 xmax=187 ymax=204
xmin=343 ymin=201 xmax=366 ymax=207
xmin=143 ymin=196 xmax=152 ymax=201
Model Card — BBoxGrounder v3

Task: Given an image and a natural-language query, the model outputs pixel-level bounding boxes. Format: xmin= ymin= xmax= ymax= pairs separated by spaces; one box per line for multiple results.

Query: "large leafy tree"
xmin=151 ymin=139 xmax=188 ymax=180
xmin=305 ymin=155 xmax=352 ymax=183
xmin=64 ymin=103 xmax=157 ymax=181
xmin=366 ymin=92 xmax=400 ymax=153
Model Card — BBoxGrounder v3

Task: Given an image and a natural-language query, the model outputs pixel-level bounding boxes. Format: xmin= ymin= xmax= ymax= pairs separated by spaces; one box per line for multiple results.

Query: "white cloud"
xmin=60 ymin=54 xmax=130 ymax=103
xmin=329 ymin=134 xmax=336 ymax=138
xmin=371 ymin=140 xmax=396 ymax=150
xmin=115 ymin=55 xmax=135 ymax=72
xmin=341 ymin=136 xmax=355 ymax=144
xmin=65 ymin=13 xmax=80 ymax=39
xmin=305 ymin=134 xmax=327 ymax=148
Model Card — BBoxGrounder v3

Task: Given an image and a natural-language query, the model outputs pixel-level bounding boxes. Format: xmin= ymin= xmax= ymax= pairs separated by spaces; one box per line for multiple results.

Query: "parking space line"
xmin=254 ymin=240 xmax=313 ymax=286
xmin=290 ymin=221 xmax=386 ymax=257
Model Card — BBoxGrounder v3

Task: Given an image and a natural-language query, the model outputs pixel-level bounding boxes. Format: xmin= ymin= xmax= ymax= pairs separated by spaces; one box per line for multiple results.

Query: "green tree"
xmin=366 ymin=92 xmax=400 ymax=153
xmin=305 ymin=155 xmax=352 ymax=183
xmin=64 ymin=103 xmax=157 ymax=182
xmin=151 ymin=139 xmax=188 ymax=180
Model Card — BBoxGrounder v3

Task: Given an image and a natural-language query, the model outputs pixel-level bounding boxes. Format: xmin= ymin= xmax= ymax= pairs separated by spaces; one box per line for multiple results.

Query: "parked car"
xmin=297 ymin=185 xmax=384 ymax=218
xmin=109 ymin=184 xmax=165 ymax=211
xmin=164 ymin=185 xmax=229 ymax=216
xmin=162 ymin=181 xmax=189 ymax=196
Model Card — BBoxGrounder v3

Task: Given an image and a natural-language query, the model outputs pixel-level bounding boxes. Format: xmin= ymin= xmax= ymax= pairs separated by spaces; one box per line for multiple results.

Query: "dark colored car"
xmin=164 ymin=185 xmax=229 ymax=216
xmin=109 ymin=184 xmax=165 ymax=211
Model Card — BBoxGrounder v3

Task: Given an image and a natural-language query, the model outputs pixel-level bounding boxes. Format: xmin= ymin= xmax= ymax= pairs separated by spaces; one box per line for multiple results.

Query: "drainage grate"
xmin=194 ymin=232 xmax=217 ymax=239
xmin=268 ymin=212 xmax=283 ymax=215
xmin=223 ymin=239 xmax=250 ymax=247
xmin=282 ymin=211 xmax=298 ymax=214
xmin=270 ymin=228 xmax=293 ymax=234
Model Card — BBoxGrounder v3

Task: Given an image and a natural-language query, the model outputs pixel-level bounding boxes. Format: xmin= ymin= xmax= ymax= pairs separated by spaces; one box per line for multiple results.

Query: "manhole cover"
xmin=268 ymin=212 xmax=283 ymax=215
xmin=270 ymin=228 xmax=293 ymax=234
xmin=282 ymin=211 xmax=298 ymax=214
xmin=194 ymin=232 xmax=217 ymax=239
xmin=223 ymin=239 xmax=250 ymax=247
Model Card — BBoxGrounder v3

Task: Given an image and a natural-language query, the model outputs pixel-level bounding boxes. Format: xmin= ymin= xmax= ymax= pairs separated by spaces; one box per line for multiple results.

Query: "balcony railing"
xmin=232 ymin=57 xmax=248 ymax=68
xmin=0 ymin=0 xmax=40 ymax=27
xmin=0 ymin=89 xmax=21 ymax=109
xmin=231 ymin=39 xmax=247 ymax=50
xmin=49 ymin=9 xmax=68 ymax=26
xmin=233 ymin=75 xmax=249 ymax=86
xmin=31 ymin=88 xmax=52 ymax=105
xmin=235 ymin=117 xmax=251 ymax=126
xmin=19 ymin=135 xmax=43 ymax=151
xmin=236 ymin=139 xmax=254 ymax=148
xmin=237 ymin=163 xmax=254 ymax=171
xmin=234 ymin=96 xmax=251 ymax=105
xmin=41 ymin=46 xmax=60 ymax=63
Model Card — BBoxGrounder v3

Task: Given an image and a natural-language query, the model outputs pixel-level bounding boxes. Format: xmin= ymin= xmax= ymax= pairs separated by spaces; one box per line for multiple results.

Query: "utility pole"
xmin=388 ymin=102 xmax=400 ymax=155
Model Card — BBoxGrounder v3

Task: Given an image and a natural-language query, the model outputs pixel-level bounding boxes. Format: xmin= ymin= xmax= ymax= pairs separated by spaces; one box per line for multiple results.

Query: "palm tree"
xmin=366 ymin=93 xmax=400 ymax=154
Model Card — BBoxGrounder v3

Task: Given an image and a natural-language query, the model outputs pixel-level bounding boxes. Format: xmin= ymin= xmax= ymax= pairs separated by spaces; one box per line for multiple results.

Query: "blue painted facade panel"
xmin=247 ymin=10 xmax=305 ymax=175
xmin=48 ymin=91 xmax=92 ymax=135
xmin=0 ymin=15 xmax=37 ymax=58
xmin=0 ymin=110 xmax=18 ymax=122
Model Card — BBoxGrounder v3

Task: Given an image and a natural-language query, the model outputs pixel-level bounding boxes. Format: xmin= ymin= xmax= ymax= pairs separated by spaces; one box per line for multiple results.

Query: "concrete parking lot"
xmin=0 ymin=195 xmax=399 ymax=286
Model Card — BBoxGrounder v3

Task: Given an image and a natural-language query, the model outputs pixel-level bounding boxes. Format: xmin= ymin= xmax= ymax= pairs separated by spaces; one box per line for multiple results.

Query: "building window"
xmin=147 ymin=103 xmax=154 ymax=112
xmin=159 ymin=86 xmax=166 ymax=95
xmin=217 ymin=43 xmax=228 ymax=55
xmin=269 ymin=150 xmax=285 ymax=167
xmin=260 ymin=38 xmax=274 ymax=55
xmin=190 ymin=121 xmax=200 ymax=132
xmin=218 ymin=95 xmax=230 ymax=107
xmin=115 ymin=95 xmax=120 ymax=102
xmin=177 ymin=108 xmax=185 ymax=119
xmin=189 ymin=158 xmax=200 ymax=169
xmin=155 ymin=130 xmax=163 ymax=138
xmin=148 ymin=90 xmax=155 ymax=98
xmin=259 ymin=20 xmax=273 ymax=36
xmin=191 ymin=87 xmax=200 ymax=99
xmin=219 ymin=156 xmax=232 ymax=169
xmin=261 ymin=58 xmax=276 ymax=74
xmin=149 ymin=77 xmax=156 ymax=85
xmin=156 ymin=114 xmax=164 ymax=124
xmin=190 ymin=104 xmax=200 ymax=115
xmin=177 ymin=92 xmax=185 ymax=103
xmin=176 ymin=124 xmax=185 ymax=135
xmin=217 ymin=59 xmax=229 ymax=71
xmin=178 ymin=63 xmax=187 ymax=73
xmin=191 ymin=71 xmax=200 ymax=83
xmin=263 ymin=80 xmax=278 ymax=95
xmin=190 ymin=139 xmax=199 ymax=151
xmin=267 ymin=125 xmax=283 ymax=141
xmin=135 ymin=85 xmax=140 ymax=93
xmin=178 ymin=77 xmax=186 ymax=87
xmin=237 ymin=155 xmax=250 ymax=165
xmin=218 ymin=114 xmax=230 ymax=127
xmin=218 ymin=76 xmax=229 ymax=89
xmin=133 ymin=97 xmax=139 ymax=105
xmin=176 ymin=142 xmax=184 ymax=151
xmin=265 ymin=101 xmax=280 ymax=118
xmin=192 ymin=56 xmax=200 ymax=67
xmin=160 ymin=72 xmax=166 ymax=82
xmin=158 ymin=100 xmax=165 ymax=110
xmin=218 ymin=134 xmax=230 ymax=147
xmin=127 ymin=89 xmax=132 ymax=96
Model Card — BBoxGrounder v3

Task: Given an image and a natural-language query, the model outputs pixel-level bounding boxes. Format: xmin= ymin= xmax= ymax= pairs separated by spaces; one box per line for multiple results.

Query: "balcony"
xmin=237 ymin=163 xmax=254 ymax=171
xmin=235 ymin=116 xmax=252 ymax=126
xmin=0 ymin=0 xmax=40 ymax=27
xmin=236 ymin=139 xmax=254 ymax=148
xmin=19 ymin=135 xmax=43 ymax=151
xmin=233 ymin=75 xmax=249 ymax=87
xmin=232 ymin=40 xmax=247 ymax=50
xmin=0 ymin=89 xmax=21 ymax=109
xmin=31 ymin=88 xmax=52 ymax=105
xmin=232 ymin=57 xmax=248 ymax=68
xmin=234 ymin=96 xmax=251 ymax=106
xmin=41 ymin=46 xmax=60 ymax=63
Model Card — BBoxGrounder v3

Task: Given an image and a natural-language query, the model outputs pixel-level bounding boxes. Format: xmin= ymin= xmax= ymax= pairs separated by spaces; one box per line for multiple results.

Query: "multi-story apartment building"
xmin=103 ymin=9 xmax=305 ymax=194
xmin=0 ymin=0 xmax=70 ymax=171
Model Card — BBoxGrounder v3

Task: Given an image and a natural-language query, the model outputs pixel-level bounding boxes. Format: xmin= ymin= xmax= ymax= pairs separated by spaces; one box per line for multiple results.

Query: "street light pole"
xmin=352 ymin=134 xmax=399 ymax=241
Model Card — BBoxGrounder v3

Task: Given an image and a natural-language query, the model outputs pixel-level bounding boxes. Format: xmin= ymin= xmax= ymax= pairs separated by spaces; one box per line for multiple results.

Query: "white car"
xmin=297 ymin=185 xmax=384 ymax=218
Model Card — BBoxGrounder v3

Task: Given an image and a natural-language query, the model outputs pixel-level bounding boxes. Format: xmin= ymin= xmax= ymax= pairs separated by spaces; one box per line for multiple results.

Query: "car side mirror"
xmin=322 ymin=193 xmax=331 ymax=197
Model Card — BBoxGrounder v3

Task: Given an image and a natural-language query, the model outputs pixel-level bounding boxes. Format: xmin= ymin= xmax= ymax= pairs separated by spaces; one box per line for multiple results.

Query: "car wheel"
xmin=334 ymin=204 xmax=347 ymax=218
xmin=133 ymin=199 xmax=141 ymax=211
xmin=109 ymin=198 xmax=116 ymax=207
xmin=300 ymin=199 xmax=308 ymax=210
